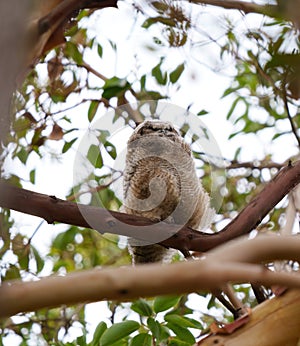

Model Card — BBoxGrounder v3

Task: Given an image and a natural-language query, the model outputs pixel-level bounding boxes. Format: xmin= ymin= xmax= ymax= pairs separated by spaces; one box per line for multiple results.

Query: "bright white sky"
xmin=2 ymin=1 xmax=299 ymax=344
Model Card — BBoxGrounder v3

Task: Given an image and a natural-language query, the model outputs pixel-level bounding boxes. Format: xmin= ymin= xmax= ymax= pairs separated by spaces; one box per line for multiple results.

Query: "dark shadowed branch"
xmin=185 ymin=0 xmax=278 ymax=17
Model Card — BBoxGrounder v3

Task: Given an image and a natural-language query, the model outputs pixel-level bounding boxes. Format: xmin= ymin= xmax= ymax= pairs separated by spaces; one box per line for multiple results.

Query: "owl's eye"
xmin=138 ymin=127 xmax=145 ymax=135
xmin=135 ymin=121 xmax=178 ymax=137
xmin=157 ymin=128 xmax=166 ymax=134
xmin=139 ymin=126 xmax=166 ymax=134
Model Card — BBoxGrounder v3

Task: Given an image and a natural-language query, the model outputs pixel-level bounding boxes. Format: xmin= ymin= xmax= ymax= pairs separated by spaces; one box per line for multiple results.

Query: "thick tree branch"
xmin=186 ymin=0 xmax=278 ymax=17
xmin=1 ymin=161 xmax=300 ymax=253
xmin=1 ymin=236 xmax=300 ymax=318
xmin=26 ymin=0 xmax=117 ymax=77
xmin=198 ymin=289 xmax=300 ymax=346
xmin=0 ymin=1 xmax=30 ymax=144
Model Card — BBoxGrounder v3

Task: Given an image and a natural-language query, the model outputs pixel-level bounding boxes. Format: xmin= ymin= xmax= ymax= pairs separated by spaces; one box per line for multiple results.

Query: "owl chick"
xmin=122 ymin=119 xmax=214 ymax=264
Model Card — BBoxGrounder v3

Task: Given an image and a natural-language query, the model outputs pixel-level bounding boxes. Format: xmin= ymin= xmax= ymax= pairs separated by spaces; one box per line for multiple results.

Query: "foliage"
xmin=1 ymin=0 xmax=300 ymax=344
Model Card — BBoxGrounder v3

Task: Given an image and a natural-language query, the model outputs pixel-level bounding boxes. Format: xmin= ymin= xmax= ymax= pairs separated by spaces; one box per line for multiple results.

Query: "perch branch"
xmin=1 ymin=161 xmax=300 ymax=252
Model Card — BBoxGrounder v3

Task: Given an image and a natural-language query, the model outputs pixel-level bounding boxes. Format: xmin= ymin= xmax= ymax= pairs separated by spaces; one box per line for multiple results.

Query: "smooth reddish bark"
xmin=1 ymin=161 xmax=300 ymax=253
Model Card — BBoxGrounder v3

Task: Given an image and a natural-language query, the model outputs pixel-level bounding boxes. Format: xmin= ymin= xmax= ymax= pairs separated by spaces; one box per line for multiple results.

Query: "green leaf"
xmin=103 ymin=76 xmax=128 ymax=88
xmin=62 ymin=138 xmax=78 ymax=154
xmin=226 ymin=97 xmax=241 ymax=120
xmin=51 ymin=93 xmax=66 ymax=103
xmin=97 ymin=130 xmax=110 ymax=143
xmin=151 ymin=1 xmax=169 ymax=11
xmin=100 ymin=321 xmax=140 ymax=346
xmin=155 ymin=16 xmax=176 ymax=27
xmin=98 ymin=44 xmax=103 ymax=58
xmin=207 ymin=295 xmax=216 ymax=309
xmin=16 ymin=147 xmax=29 ymax=164
xmin=3 ymin=265 xmax=21 ymax=281
xmin=166 ymin=323 xmax=195 ymax=344
xmin=147 ymin=317 xmax=161 ymax=340
xmin=233 ymin=147 xmax=242 ymax=161
xmin=91 ymin=322 xmax=107 ymax=346
xmin=65 ymin=23 xmax=79 ymax=38
xmin=109 ymin=40 xmax=117 ymax=51
xmin=152 ymin=59 xmax=167 ymax=85
xmin=19 ymin=248 xmax=30 ymax=271
xmin=153 ymin=295 xmax=181 ymax=313
xmin=52 ymin=228 xmax=77 ymax=250
xmin=131 ymin=299 xmax=153 ymax=317
xmin=168 ymin=337 xmax=191 ymax=346
xmin=144 ymin=91 xmax=166 ymax=100
xmin=104 ymin=141 xmax=117 ymax=159
xmin=197 ymin=109 xmax=208 ymax=116
xmin=87 ymin=144 xmax=103 ymax=168
xmin=170 ymin=63 xmax=185 ymax=84
xmin=13 ymin=116 xmax=31 ymax=137
xmin=244 ymin=121 xmax=266 ymax=134
xmin=130 ymin=333 xmax=152 ymax=346
xmin=29 ymin=169 xmax=36 ymax=184
xmin=77 ymin=9 xmax=90 ymax=21
xmin=88 ymin=100 xmax=100 ymax=122
xmin=164 ymin=315 xmax=203 ymax=330
xmin=221 ymin=86 xmax=240 ymax=98
xmin=31 ymin=245 xmax=45 ymax=273
xmin=228 ymin=131 xmax=242 ymax=140
xmin=140 ymin=75 xmax=146 ymax=90
xmin=272 ymin=132 xmax=288 ymax=140
xmin=76 ymin=334 xmax=87 ymax=346
xmin=102 ymin=77 xmax=131 ymax=100
xmin=147 ymin=317 xmax=170 ymax=342
xmin=267 ymin=53 xmax=300 ymax=69
xmin=31 ymin=127 xmax=45 ymax=147
xmin=65 ymin=41 xmax=83 ymax=64
xmin=142 ymin=18 xmax=159 ymax=29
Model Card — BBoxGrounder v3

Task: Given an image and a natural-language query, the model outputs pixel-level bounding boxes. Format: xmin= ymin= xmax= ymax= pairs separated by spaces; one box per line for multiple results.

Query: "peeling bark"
xmin=198 ymin=290 xmax=300 ymax=346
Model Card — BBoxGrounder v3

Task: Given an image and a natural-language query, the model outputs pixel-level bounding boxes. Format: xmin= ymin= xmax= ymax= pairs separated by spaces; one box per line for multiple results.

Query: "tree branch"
xmin=283 ymin=89 xmax=300 ymax=149
xmin=1 ymin=236 xmax=300 ymax=318
xmin=26 ymin=0 xmax=117 ymax=77
xmin=185 ymin=0 xmax=278 ymax=17
xmin=225 ymin=161 xmax=283 ymax=170
xmin=0 ymin=1 xmax=30 ymax=145
xmin=198 ymin=289 xmax=300 ymax=346
xmin=1 ymin=161 xmax=300 ymax=253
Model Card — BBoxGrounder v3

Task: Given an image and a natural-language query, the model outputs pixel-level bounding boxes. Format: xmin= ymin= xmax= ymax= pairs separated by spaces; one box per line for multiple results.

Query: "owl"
xmin=122 ymin=119 xmax=214 ymax=264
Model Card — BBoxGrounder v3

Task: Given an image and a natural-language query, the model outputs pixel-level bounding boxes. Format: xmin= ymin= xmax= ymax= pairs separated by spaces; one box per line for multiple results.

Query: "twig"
xmin=225 ymin=161 xmax=283 ymax=170
xmin=67 ymin=174 xmax=122 ymax=202
xmin=77 ymin=63 xmax=143 ymax=123
xmin=79 ymin=61 xmax=108 ymax=82
xmin=283 ymin=90 xmax=300 ymax=149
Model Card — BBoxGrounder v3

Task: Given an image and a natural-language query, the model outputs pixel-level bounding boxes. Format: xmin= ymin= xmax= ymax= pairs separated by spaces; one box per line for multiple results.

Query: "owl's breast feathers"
xmin=122 ymin=120 xmax=214 ymax=264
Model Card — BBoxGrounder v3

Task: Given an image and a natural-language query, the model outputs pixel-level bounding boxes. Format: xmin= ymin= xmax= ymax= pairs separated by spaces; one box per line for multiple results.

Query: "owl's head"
xmin=128 ymin=120 xmax=191 ymax=155
xmin=133 ymin=120 xmax=180 ymax=137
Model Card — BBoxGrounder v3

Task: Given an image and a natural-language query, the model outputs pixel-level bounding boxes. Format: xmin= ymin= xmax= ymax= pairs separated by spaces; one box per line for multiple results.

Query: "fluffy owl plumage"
xmin=122 ymin=120 xmax=214 ymax=264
